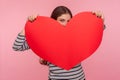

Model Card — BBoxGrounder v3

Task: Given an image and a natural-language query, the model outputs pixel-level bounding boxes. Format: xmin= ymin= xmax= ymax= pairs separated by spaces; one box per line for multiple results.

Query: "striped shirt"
xmin=13 ymin=34 xmax=86 ymax=80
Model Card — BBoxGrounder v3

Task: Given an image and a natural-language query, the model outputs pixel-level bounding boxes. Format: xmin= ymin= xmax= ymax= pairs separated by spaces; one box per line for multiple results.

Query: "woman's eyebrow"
xmin=58 ymin=18 xmax=65 ymax=20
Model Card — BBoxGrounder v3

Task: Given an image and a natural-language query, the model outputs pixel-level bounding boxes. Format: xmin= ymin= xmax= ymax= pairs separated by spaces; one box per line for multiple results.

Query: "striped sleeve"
xmin=12 ymin=33 xmax=30 ymax=51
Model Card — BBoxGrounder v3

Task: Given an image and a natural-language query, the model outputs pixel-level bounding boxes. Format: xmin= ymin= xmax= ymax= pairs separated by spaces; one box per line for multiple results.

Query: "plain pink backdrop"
xmin=1 ymin=0 xmax=120 ymax=80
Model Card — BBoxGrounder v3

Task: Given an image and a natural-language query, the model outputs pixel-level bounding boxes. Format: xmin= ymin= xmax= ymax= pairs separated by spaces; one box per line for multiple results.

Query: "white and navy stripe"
xmin=12 ymin=34 xmax=30 ymax=51
xmin=48 ymin=63 xmax=85 ymax=80
xmin=13 ymin=33 xmax=86 ymax=80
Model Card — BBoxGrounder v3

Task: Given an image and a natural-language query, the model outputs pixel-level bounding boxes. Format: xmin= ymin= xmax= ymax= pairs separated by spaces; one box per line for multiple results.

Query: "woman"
xmin=13 ymin=6 xmax=105 ymax=80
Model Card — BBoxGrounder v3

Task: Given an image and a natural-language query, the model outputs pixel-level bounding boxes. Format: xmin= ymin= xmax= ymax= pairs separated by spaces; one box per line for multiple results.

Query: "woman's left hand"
xmin=92 ymin=11 xmax=104 ymax=21
xmin=92 ymin=11 xmax=106 ymax=30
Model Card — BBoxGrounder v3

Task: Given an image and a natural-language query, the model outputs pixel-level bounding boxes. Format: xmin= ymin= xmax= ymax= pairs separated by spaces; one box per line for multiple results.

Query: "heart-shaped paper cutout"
xmin=25 ymin=12 xmax=103 ymax=70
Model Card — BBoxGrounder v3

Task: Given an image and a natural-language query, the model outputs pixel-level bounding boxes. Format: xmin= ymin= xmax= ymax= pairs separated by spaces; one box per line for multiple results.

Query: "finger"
xmin=97 ymin=14 xmax=102 ymax=18
xmin=92 ymin=11 xmax=95 ymax=15
xmin=28 ymin=16 xmax=33 ymax=21
xmin=101 ymin=15 xmax=105 ymax=22
xmin=34 ymin=15 xmax=38 ymax=18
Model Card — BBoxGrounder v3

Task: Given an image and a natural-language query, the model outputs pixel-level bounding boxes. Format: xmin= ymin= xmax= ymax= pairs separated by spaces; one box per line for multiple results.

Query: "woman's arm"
xmin=12 ymin=15 xmax=38 ymax=51
xmin=12 ymin=30 xmax=30 ymax=51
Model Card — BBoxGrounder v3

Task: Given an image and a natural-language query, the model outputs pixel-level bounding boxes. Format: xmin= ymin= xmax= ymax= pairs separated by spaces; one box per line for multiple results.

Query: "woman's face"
xmin=57 ymin=13 xmax=71 ymax=26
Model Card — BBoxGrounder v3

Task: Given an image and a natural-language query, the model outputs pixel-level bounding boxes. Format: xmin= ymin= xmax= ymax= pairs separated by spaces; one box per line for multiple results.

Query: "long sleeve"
xmin=12 ymin=33 xmax=30 ymax=51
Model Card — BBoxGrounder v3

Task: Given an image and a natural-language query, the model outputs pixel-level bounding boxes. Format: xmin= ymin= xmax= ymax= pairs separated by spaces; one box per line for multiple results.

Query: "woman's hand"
xmin=39 ymin=58 xmax=48 ymax=65
xmin=19 ymin=29 xmax=25 ymax=35
xmin=28 ymin=15 xmax=38 ymax=22
xmin=92 ymin=11 xmax=104 ymax=21
xmin=92 ymin=11 xmax=106 ymax=30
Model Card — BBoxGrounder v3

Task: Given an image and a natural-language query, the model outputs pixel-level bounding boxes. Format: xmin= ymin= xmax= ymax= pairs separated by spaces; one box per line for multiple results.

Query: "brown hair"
xmin=51 ymin=6 xmax=72 ymax=20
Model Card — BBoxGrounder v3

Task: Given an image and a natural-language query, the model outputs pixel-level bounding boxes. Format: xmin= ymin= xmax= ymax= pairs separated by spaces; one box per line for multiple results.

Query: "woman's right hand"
xmin=28 ymin=15 xmax=38 ymax=22
xmin=39 ymin=58 xmax=48 ymax=65
xmin=20 ymin=15 xmax=38 ymax=35
xmin=20 ymin=29 xmax=25 ymax=35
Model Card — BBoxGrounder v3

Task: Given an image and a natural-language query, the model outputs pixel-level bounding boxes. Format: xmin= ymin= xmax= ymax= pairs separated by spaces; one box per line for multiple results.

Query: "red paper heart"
xmin=25 ymin=12 xmax=103 ymax=70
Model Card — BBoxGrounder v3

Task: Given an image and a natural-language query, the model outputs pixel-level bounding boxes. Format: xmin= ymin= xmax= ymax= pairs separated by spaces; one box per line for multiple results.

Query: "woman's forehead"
xmin=57 ymin=13 xmax=71 ymax=20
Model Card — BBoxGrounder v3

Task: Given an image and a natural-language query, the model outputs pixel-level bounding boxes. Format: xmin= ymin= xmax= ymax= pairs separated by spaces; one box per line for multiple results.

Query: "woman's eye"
xmin=60 ymin=19 xmax=65 ymax=22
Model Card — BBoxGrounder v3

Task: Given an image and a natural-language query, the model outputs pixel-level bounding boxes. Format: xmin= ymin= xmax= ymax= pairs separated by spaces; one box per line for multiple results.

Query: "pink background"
xmin=0 ymin=0 xmax=120 ymax=80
